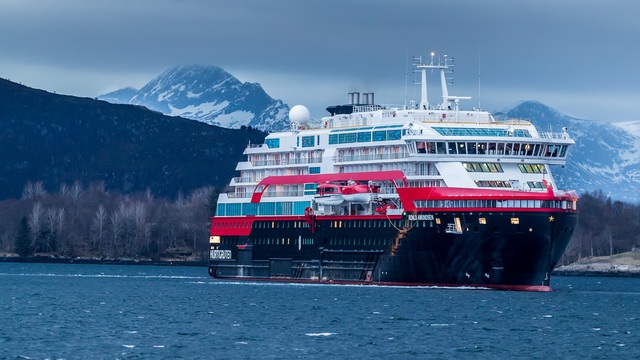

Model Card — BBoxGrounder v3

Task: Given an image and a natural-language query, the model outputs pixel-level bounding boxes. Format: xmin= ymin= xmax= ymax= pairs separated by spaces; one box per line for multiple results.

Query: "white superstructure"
xmin=216 ymin=55 xmax=575 ymax=218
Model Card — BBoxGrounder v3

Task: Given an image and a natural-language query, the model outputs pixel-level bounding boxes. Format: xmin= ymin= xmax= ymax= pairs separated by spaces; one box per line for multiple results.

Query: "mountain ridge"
xmin=495 ymin=101 xmax=640 ymax=203
xmin=0 ymin=77 xmax=266 ymax=200
xmin=99 ymin=65 xmax=290 ymax=132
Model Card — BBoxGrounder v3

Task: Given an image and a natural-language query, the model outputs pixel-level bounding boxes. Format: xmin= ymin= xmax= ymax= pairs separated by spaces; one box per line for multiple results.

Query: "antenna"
xmin=478 ymin=52 xmax=481 ymax=110
xmin=404 ymin=51 xmax=408 ymax=109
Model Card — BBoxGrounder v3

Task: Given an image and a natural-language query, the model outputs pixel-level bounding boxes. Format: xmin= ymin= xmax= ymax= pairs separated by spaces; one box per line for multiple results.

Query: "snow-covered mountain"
xmin=495 ymin=101 xmax=640 ymax=203
xmin=99 ymin=65 xmax=290 ymax=132
xmin=613 ymin=121 xmax=640 ymax=138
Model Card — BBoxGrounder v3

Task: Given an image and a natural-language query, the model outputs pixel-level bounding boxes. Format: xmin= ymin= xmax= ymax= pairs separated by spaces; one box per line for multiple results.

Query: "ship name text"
xmin=210 ymin=250 xmax=232 ymax=260
xmin=407 ymin=214 xmax=435 ymax=221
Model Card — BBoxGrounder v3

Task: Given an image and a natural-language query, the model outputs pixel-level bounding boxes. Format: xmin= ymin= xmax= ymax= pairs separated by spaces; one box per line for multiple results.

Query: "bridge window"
xmin=518 ymin=164 xmax=547 ymax=173
xmin=474 ymin=180 xmax=511 ymax=188
xmin=464 ymin=163 xmax=504 ymax=173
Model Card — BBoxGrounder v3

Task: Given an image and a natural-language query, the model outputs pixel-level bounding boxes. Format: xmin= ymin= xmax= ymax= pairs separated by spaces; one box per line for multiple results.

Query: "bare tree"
xmin=27 ymin=202 xmax=44 ymax=252
xmin=70 ymin=180 xmax=83 ymax=202
xmin=91 ymin=205 xmax=108 ymax=255
xmin=59 ymin=183 xmax=70 ymax=197
xmin=133 ymin=201 xmax=147 ymax=255
xmin=44 ymin=207 xmax=63 ymax=253
xmin=109 ymin=211 xmax=123 ymax=257
xmin=22 ymin=181 xmax=47 ymax=199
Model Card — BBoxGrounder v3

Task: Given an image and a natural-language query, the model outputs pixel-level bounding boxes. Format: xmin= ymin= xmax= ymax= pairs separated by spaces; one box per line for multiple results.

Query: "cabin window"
xmin=447 ymin=142 xmax=457 ymax=154
xmin=301 ymin=136 xmax=315 ymax=147
xmin=265 ymin=138 xmax=280 ymax=148
xmin=511 ymin=218 xmax=520 ymax=225
xmin=387 ymin=130 xmax=402 ymax=140
xmin=357 ymin=132 xmax=372 ymax=142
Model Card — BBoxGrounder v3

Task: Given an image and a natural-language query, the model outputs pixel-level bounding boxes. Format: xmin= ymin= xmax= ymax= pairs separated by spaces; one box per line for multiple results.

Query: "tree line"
xmin=561 ymin=190 xmax=640 ymax=265
xmin=1 ymin=181 xmax=217 ymax=261
xmin=1 ymin=182 xmax=639 ymax=265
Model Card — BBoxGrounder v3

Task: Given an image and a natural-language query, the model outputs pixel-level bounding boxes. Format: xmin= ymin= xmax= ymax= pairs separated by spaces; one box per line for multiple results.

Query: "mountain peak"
xmin=495 ymin=100 xmax=566 ymax=121
xmin=99 ymin=65 xmax=290 ymax=132
xmin=497 ymin=100 xmax=640 ymax=203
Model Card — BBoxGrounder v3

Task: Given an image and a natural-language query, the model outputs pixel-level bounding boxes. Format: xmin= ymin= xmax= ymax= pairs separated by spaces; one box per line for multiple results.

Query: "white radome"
xmin=289 ymin=105 xmax=311 ymax=124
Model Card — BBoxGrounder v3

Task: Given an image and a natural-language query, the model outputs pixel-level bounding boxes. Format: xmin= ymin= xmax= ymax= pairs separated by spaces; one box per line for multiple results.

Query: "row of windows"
xmin=328 ymin=129 xmax=403 ymax=145
xmin=329 ymin=124 xmax=403 ymax=132
xmin=433 ymin=127 xmax=532 ymax=138
xmin=475 ymin=180 xmax=511 ymax=188
xmin=216 ymin=201 xmax=311 ymax=216
xmin=254 ymin=221 xmax=310 ymax=229
xmin=253 ymin=219 xmax=415 ymax=229
xmin=221 ymin=237 xmax=394 ymax=247
xmin=475 ymin=179 xmax=547 ymax=189
xmin=329 ymin=220 xmax=406 ymax=228
xmin=528 ymin=181 xmax=546 ymax=189
xmin=413 ymin=199 xmax=577 ymax=210
xmin=464 ymin=162 xmax=504 ymax=172
xmin=414 ymin=141 xmax=567 ymax=158
xmin=475 ymin=181 xmax=545 ymax=190
xmin=518 ymin=164 xmax=547 ymax=173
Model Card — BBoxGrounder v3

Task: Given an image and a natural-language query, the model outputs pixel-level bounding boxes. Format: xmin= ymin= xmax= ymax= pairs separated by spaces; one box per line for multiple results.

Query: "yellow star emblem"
xmin=548 ymin=216 xmax=555 ymax=222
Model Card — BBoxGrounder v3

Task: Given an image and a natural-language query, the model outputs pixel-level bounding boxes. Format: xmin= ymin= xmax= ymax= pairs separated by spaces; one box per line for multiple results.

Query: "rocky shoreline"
xmin=553 ymin=251 xmax=640 ymax=278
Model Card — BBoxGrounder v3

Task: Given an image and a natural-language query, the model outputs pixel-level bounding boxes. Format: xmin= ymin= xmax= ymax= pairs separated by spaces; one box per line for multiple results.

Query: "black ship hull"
xmin=208 ymin=210 xmax=577 ymax=291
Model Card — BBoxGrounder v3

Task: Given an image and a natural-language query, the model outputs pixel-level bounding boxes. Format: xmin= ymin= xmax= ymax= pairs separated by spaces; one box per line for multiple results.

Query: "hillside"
xmin=0 ymin=78 xmax=266 ymax=200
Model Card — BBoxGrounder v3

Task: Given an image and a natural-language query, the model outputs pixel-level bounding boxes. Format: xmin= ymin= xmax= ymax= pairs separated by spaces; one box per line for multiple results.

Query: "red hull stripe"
xmin=210 ymin=218 xmax=254 ymax=236
xmin=210 ymin=276 xmax=552 ymax=292
xmin=250 ymin=170 xmax=408 ymax=203
xmin=210 ymin=206 xmax=575 ymax=235
xmin=397 ymin=185 xmax=577 ymax=212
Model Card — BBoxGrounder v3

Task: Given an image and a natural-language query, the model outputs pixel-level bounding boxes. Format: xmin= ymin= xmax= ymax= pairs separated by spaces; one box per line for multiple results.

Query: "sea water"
xmin=0 ymin=263 xmax=638 ymax=359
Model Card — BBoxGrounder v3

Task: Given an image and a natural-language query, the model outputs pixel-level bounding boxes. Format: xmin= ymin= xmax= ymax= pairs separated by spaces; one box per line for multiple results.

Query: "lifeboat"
xmin=314 ymin=183 xmax=344 ymax=206
xmin=341 ymin=182 xmax=374 ymax=203
xmin=314 ymin=181 xmax=378 ymax=206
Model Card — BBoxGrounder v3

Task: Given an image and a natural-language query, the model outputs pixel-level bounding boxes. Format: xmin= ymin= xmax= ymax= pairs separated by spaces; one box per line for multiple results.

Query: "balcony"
xmin=334 ymin=153 xmax=409 ymax=163
xmin=226 ymin=190 xmax=307 ymax=199
xmin=252 ymin=158 xmax=322 ymax=167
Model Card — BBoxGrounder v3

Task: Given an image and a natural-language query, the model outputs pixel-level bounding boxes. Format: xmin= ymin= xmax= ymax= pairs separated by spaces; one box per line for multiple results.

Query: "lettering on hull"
xmin=210 ymin=249 xmax=232 ymax=260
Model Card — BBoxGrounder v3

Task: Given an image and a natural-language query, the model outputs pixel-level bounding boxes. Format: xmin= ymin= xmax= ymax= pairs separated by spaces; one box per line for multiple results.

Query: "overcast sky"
xmin=1 ymin=0 xmax=639 ymax=121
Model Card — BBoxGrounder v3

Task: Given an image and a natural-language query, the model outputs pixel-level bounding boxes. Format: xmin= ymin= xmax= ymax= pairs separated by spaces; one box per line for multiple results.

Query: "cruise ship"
xmin=207 ymin=55 xmax=578 ymax=291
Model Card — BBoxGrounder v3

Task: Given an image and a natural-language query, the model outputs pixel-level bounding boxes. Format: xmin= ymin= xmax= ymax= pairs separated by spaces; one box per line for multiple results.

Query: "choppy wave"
xmin=1 ymin=263 xmax=639 ymax=359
